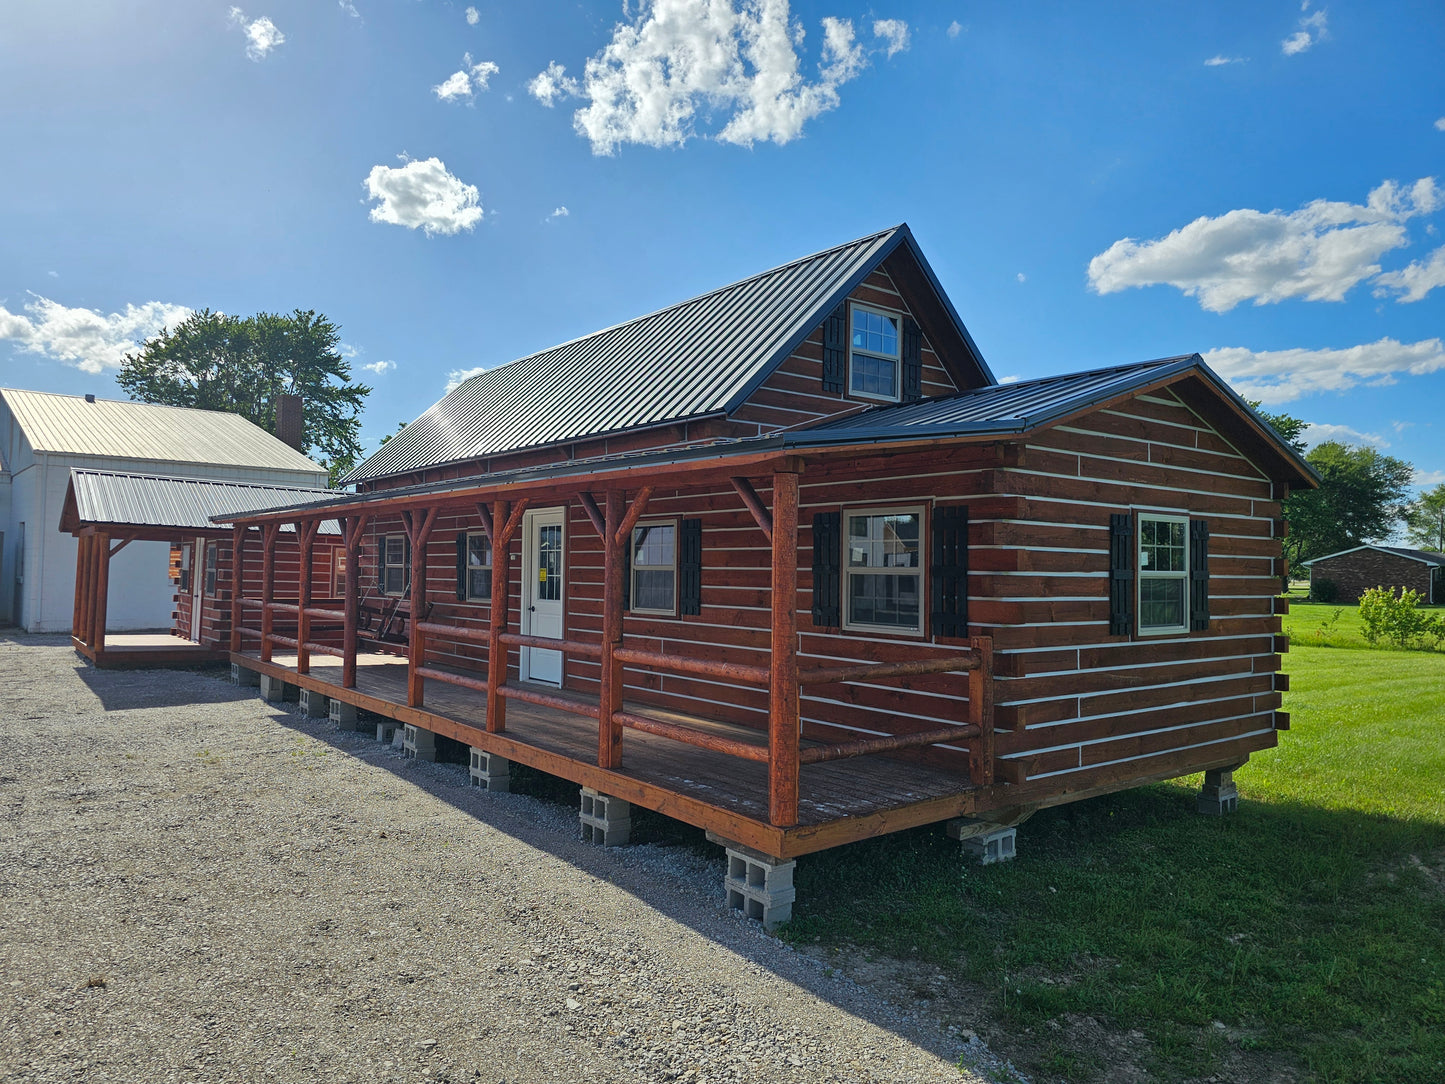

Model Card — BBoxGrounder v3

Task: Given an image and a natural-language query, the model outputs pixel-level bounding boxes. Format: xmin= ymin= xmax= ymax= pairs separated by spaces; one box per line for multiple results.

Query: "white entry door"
xmin=190 ymin=537 xmax=205 ymax=641
xmin=520 ymin=507 xmax=566 ymax=685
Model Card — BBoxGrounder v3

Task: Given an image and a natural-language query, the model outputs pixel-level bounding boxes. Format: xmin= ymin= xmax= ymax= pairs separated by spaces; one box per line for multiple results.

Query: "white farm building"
xmin=0 ymin=388 xmax=327 ymax=632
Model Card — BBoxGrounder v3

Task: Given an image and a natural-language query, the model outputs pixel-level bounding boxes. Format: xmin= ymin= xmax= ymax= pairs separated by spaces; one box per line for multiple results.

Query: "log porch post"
xmin=92 ymin=531 xmax=111 ymax=659
xmin=967 ymin=635 xmax=996 ymax=786
xmin=341 ymin=515 xmax=369 ymax=688
xmin=405 ymin=508 xmax=439 ymax=707
xmin=486 ymin=499 xmax=511 ymax=733
xmin=767 ymin=470 xmax=800 ymax=828
xmin=74 ymin=534 xmax=92 ymax=647
xmin=230 ymin=526 xmax=245 ymax=653
xmin=296 ymin=520 xmax=319 ymax=674
xmin=598 ymin=490 xmax=625 ymax=768
xmin=260 ymin=523 xmax=279 ymax=663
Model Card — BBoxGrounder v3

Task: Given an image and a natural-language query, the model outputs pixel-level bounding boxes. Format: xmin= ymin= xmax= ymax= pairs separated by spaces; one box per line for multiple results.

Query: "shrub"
xmin=1357 ymin=586 xmax=1445 ymax=649
xmin=1310 ymin=577 xmax=1340 ymax=603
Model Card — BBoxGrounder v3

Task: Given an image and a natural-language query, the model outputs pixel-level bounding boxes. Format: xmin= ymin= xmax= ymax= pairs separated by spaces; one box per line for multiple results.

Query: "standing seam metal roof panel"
xmin=342 ymin=227 xmax=914 ymax=484
xmin=67 ymin=469 xmax=341 ymax=533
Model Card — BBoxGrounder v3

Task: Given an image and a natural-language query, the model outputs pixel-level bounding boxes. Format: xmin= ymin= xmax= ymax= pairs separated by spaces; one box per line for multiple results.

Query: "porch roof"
xmin=61 ymin=468 xmax=343 ymax=539
xmin=212 ymin=353 xmax=1318 ymax=526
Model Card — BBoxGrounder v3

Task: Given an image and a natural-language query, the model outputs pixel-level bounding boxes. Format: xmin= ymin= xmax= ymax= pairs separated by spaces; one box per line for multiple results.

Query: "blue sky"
xmin=2 ymin=1 xmax=1443 ymax=485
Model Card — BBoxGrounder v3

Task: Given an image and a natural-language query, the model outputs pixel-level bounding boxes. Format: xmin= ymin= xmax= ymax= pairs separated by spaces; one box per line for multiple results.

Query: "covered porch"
xmin=221 ymin=447 xmax=1000 ymax=861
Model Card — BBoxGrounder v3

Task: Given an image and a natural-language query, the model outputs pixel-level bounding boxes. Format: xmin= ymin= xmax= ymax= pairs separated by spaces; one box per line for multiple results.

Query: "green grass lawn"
xmin=782 ymin=644 xmax=1445 ymax=1082
xmin=1283 ymin=590 xmax=1445 ymax=652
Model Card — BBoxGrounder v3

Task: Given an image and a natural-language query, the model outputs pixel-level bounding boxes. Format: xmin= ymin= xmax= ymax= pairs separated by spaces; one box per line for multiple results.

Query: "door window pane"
xmin=536 ymin=524 xmax=562 ymax=602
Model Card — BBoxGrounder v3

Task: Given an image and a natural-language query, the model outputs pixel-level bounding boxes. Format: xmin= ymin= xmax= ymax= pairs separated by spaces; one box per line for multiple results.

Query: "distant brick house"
xmin=1304 ymin=545 xmax=1445 ymax=604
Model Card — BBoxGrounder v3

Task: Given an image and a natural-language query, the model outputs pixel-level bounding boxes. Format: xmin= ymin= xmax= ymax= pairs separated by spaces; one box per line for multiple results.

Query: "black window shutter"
xmin=930 ymin=505 xmax=968 ymax=636
xmin=680 ymin=518 xmax=702 ymax=616
xmin=455 ymin=532 xmax=467 ymax=601
xmin=1190 ymin=519 xmax=1211 ymax=631
xmin=623 ymin=529 xmax=632 ymax=612
xmin=901 ymin=317 xmax=923 ymax=402
xmin=1108 ymin=513 xmax=1134 ymax=635
xmin=821 ymin=303 xmax=847 ymax=394
xmin=811 ymin=511 xmax=841 ymax=627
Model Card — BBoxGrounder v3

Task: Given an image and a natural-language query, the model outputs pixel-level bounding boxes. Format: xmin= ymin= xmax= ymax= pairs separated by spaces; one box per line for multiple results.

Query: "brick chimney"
xmin=275 ymin=394 xmax=304 ymax=452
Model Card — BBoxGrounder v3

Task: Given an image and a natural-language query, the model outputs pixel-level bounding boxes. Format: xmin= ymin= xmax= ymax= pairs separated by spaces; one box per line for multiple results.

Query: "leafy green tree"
xmin=1282 ymin=442 xmax=1415 ymax=569
xmin=118 ymin=309 xmax=370 ymax=485
xmin=1251 ymin=405 xmax=1309 ymax=455
xmin=1402 ymin=483 xmax=1445 ymax=552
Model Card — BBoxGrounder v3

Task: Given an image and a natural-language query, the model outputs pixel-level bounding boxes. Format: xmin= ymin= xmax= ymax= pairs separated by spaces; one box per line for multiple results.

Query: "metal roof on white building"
xmin=0 ymin=388 xmax=325 ymax=473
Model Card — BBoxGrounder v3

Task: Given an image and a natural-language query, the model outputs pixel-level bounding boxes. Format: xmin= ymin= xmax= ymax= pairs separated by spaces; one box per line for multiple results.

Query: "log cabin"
xmin=211 ymin=225 xmax=1317 ymax=927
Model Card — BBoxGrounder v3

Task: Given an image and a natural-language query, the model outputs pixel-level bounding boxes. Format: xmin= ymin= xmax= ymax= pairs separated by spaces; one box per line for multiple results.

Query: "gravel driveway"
xmin=0 ymin=635 xmax=995 ymax=1084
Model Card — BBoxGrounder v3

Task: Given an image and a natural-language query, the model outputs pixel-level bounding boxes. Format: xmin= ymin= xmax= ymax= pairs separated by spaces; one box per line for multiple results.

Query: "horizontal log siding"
xmin=232 ymin=534 xmax=345 ymax=647
xmin=982 ymin=388 xmax=1283 ymax=802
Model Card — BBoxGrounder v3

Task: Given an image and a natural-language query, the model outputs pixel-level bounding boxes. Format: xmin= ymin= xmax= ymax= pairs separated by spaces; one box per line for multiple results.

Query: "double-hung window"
xmin=630 ymin=520 xmax=677 ymax=614
xmin=332 ymin=549 xmax=347 ymax=597
xmin=381 ymin=533 xmax=410 ymax=596
xmin=849 ymin=304 xmax=901 ymax=402
xmin=465 ymin=532 xmax=492 ymax=600
xmin=843 ymin=507 xmax=923 ymax=634
xmin=1137 ymin=514 xmax=1189 ymax=634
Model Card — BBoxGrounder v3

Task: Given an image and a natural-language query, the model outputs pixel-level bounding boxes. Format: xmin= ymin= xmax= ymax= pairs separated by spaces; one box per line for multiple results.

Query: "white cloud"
xmin=339 ymin=0 xmax=359 ymax=17
xmin=1282 ymin=8 xmax=1327 ymax=55
xmin=1203 ymin=337 xmax=1445 ymax=404
xmin=465 ymin=6 xmax=480 ymax=25
xmin=1204 ymin=55 xmax=1245 ymax=66
xmin=1374 ymin=244 xmax=1445 ymax=303
xmin=1016 ymin=272 xmax=1026 ymax=283
xmin=547 ymin=0 xmax=886 ymax=155
xmin=1414 ymin=469 xmax=1445 ymax=486
xmin=362 ymin=360 xmax=396 ymax=375
xmin=528 ymin=61 xmax=580 ymax=108
xmin=0 ymin=293 xmax=191 ymax=374
xmin=434 ymin=54 xmax=500 ymax=102
xmin=363 ymin=156 xmax=483 ymax=237
xmin=445 ymin=366 xmax=487 ymax=392
xmin=228 ymin=8 xmax=285 ymax=61
xmin=1301 ymin=422 xmax=1386 ymax=448
xmin=998 ymin=374 xmax=1022 ymax=385
xmin=1436 ymin=117 xmax=1445 ymax=132
xmin=873 ymin=19 xmax=909 ymax=58
xmin=548 ymin=206 xmax=569 ymax=220
xmin=1088 ymin=178 xmax=1442 ymax=312
xmin=946 ymin=21 xmax=963 ymax=39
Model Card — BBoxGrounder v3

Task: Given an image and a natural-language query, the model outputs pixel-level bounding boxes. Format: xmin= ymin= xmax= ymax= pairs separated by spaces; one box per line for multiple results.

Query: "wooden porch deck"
xmin=236 ymin=649 xmax=983 ymax=859
xmin=77 ymin=633 xmax=230 ymax=669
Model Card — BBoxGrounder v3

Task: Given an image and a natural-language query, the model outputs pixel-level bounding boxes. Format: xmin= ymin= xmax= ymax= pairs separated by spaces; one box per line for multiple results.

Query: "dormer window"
xmin=849 ymin=304 xmax=901 ymax=402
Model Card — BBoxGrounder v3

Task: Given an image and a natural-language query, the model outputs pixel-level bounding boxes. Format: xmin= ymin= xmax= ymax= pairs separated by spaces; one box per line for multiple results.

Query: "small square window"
xmin=466 ymin=533 xmax=492 ymax=600
xmin=631 ymin=521 xmax=677 ymax=614
xmin=848 ymin=304 xmax=901 ymax=402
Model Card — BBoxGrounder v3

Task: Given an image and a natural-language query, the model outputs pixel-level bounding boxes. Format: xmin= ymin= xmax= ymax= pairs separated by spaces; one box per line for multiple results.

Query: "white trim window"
xmin=848 ymin=303 xmax=901 ymax=402
xmin=843 ymin=506 xmax=924 ymax=634
xmin=465 ymin=532 xmax=492 ymax=600
xmin=381 ymin=533 xmax=409 ymax=596
xmin=204 ymin=541 xmax=219 ymax=597
xmin=1138 ymin=514 xmax=1189 ymax=634
xmin=630 ymin=519 xmax=677 ymax=614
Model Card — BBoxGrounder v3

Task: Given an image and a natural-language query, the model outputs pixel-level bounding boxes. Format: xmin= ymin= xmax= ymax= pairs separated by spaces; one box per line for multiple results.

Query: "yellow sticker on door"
xmin=539 ymin=568 xmax=547 ymax=582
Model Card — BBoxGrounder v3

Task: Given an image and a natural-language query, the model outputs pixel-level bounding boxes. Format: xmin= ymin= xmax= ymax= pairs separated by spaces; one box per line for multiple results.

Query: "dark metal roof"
xmin=342 ymin=225 xmax=994 ymax=485
xmin=219 ymin=356 xmax=1318 ymax=524
xmin=1304 ymin=545 xmax=1445 ymax=568
xmin=66 ymin=469 xmax=341 ymax=533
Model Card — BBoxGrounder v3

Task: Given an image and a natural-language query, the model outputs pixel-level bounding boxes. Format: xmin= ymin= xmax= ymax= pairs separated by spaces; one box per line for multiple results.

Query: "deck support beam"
xmin=730 ymin=476 xmax=773 ymax=543
xmin=486 ymin=498 xmax=528 ymax=733
xmin=967 ymin=636 xmax=996 ymax=786
xmin=767 ymin=470 xmax=800 ymax=829
xmin=341 ymin=514 xmax=369 ymax=688
xmin=72 ymin=534 xmax=91 ymax=646
xmin=91 ymin=531 xmax=111 ymax=660
xmin=598 ymin=490 xmax=625 ymax=769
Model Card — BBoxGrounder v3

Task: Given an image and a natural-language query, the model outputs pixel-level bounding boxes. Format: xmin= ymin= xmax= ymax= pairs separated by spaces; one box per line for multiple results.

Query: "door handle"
xmin=528 ymin=605 xmax=535 ymax=612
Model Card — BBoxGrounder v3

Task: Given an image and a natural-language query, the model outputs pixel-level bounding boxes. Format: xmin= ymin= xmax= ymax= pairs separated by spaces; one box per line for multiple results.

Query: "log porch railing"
xmin=227 ymin=469 xmax=996 ymax=829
